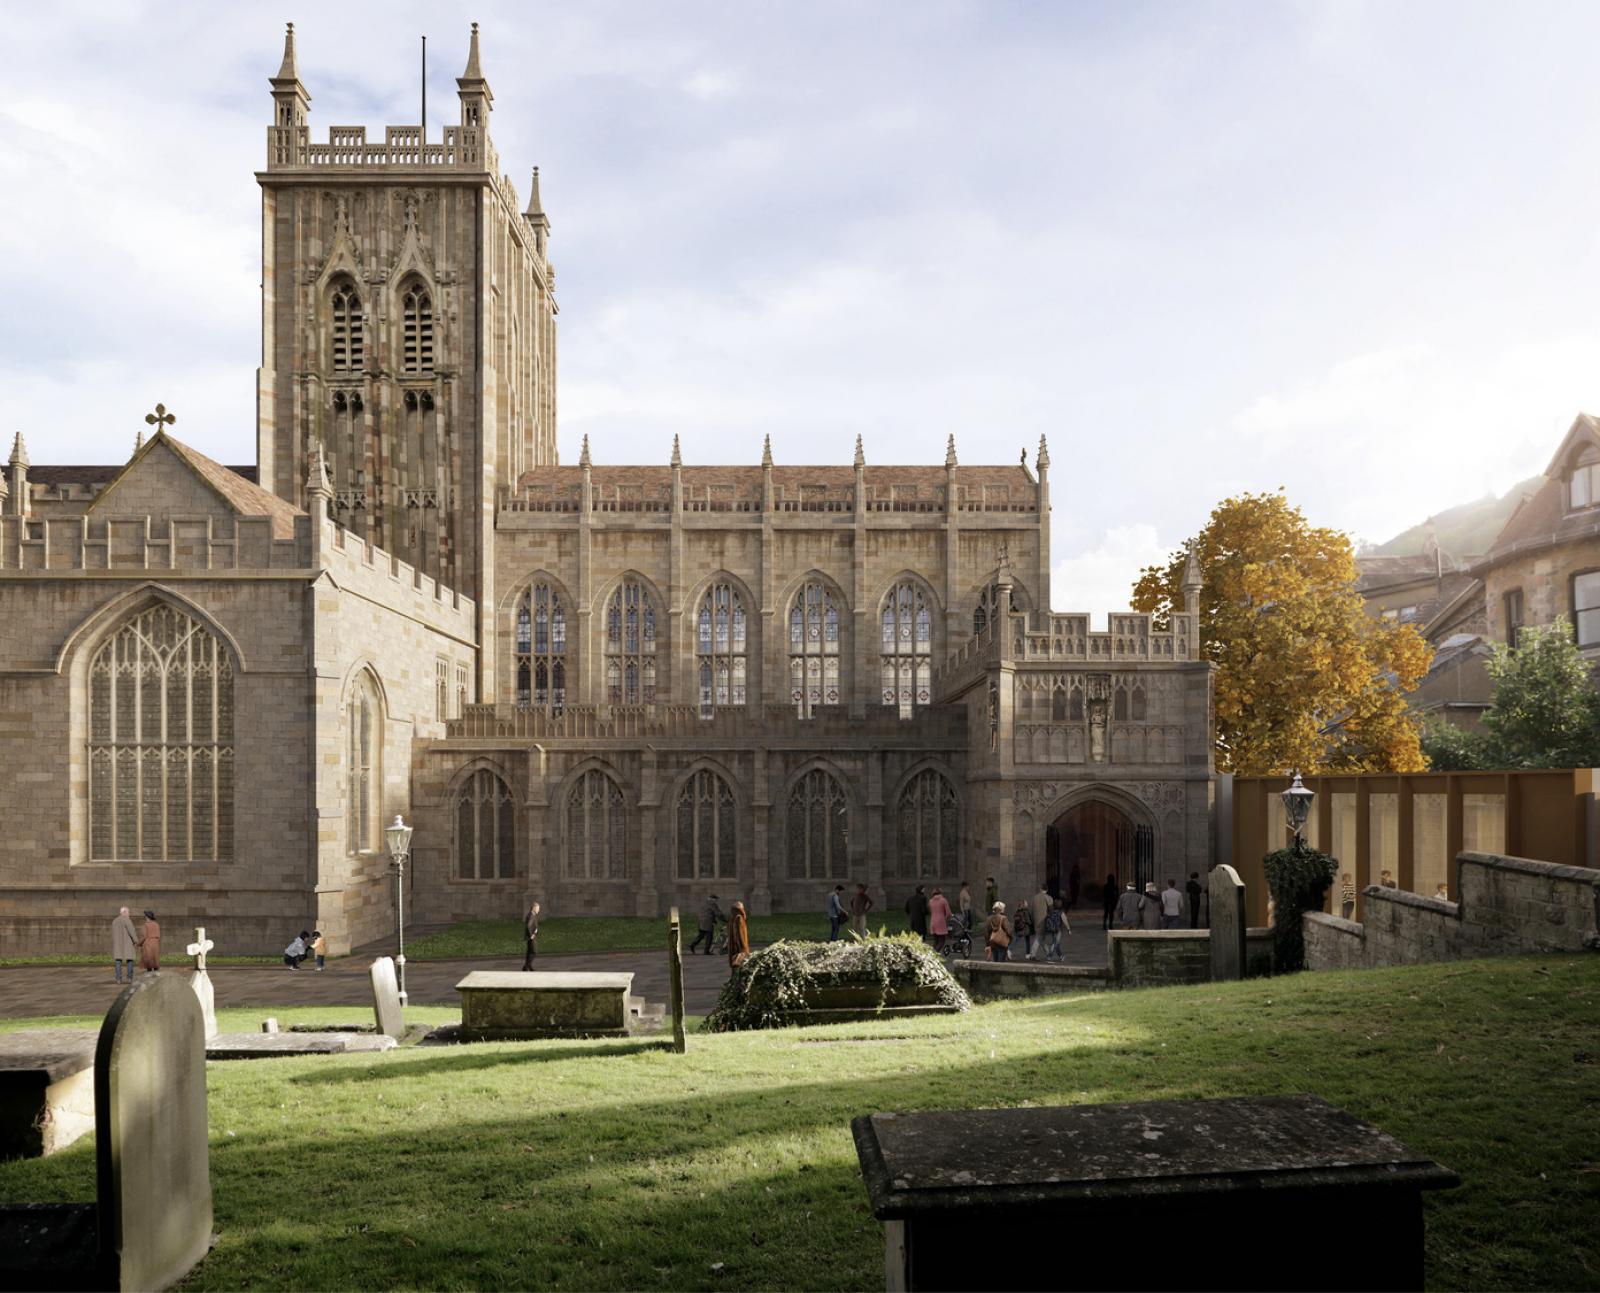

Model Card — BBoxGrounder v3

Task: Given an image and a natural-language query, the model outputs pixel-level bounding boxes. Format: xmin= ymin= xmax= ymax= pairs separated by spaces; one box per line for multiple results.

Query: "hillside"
xmin=1369 ymin=476 xmax=1542 ymax=557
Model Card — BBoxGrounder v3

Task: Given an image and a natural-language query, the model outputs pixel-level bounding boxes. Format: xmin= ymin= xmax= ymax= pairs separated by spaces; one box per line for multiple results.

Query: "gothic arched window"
xmin=676 ymin=769 xmax=737 ymax=879
xmin=788 ymin=579 xmax=841 ymax=718
xmin=895 ymin=769 xmax=959 ymax=878
xmin=514 ymin=582 xmax=567 ymax=711
xmin=604 ymin=578 xmax=658 ymax=705
xmin=88 ymin=604 xmax=234 ymax=862
xmin=696 ymin=581 xmax=747 ymax=718
xmin=566 ymin=768 xmax=626 ymax=879
xmin=786 ymin=768 xmax=849 ymax=878
xmin=346 ymin=673 xmax=382 ymax=854
xmin=402 ymin=283 xmax=434 ymax=374
xmin=330 ymin=280 xmax=363 ymax=372
xmin=456 ymin=769 xmax=515 ymax=880
xmin=973 ymin=582 xmax=1016 ymax=637
xmin=880 ymin=581 xmax=933 ymax=719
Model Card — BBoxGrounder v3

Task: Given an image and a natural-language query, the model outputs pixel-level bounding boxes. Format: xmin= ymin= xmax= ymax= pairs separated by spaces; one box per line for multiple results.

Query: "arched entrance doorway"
xmin=1045 ymin=800 xmax=1154 ymax=909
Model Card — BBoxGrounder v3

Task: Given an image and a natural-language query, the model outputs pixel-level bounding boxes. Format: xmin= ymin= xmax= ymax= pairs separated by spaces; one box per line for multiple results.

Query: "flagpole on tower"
xmin=421 ymin=35 xmax=427 ymax=141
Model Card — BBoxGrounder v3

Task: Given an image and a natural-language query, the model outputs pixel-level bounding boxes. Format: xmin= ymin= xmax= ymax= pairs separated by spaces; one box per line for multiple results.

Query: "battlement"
xmin=321 ymin=518 xmax=475 ymax=635
xmin=0 ymin=513 xmax=309 ymax=572
xmin=444 ymin=700 xmax=966 ymax=745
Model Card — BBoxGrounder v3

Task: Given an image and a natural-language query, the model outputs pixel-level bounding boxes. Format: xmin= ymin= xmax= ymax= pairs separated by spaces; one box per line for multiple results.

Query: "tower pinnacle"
xmin=1037 ymin=434 xmax=1050 ymax=471
xmin=457 ymin=21 xmax=493 ymax=123
xmin=670 ymin=434 xmax=682 ymax=468
xmin=944 ymin=433 xmax=957 ymax=468
xmin=854 ymin=434 xmax=865 ymax=468
xmin=761 ymin=434 xmax=773 ymax=468
xmin=275 ymin=22 xmax=299 ymax=81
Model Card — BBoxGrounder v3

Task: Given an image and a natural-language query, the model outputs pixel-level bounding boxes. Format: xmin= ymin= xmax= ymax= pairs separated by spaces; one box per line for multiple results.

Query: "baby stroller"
xmin=944 ymin=913 xmax=974 ymax=961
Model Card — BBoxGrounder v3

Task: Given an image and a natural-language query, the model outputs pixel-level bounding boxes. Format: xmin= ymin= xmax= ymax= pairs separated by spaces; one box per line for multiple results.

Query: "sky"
xmin=5 ymin=1 xmax=1600 ymax=615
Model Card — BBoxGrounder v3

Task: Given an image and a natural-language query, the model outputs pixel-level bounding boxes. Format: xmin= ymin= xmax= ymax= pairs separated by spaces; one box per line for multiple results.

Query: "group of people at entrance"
xmin=1103 ymin=875 xmax=1206 ymax=931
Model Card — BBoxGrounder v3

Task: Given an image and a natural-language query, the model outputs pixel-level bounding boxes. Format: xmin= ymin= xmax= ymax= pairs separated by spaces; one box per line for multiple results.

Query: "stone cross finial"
xmin=144 ymin=403 xmax=176 ymax=440
xmin=186 ymin=927 xmax=214 ymax=971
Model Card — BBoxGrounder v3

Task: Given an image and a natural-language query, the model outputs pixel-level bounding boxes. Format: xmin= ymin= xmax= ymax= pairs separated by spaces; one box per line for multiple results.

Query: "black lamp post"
xmin=385 ymin=814 xmax=414 ymax=1006
xmin=1281 ymin=771 xmax=1315 ymax=852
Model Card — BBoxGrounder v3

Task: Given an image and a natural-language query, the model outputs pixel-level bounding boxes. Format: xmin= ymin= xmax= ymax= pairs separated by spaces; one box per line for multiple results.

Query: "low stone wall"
xmin=952 ymin=961 xmax=1109 ymax=1000
xmin=1107 ymin=928 xmax=1275 ymax=987
xmin=1304 ymin=851 xmax=1600 ymax=972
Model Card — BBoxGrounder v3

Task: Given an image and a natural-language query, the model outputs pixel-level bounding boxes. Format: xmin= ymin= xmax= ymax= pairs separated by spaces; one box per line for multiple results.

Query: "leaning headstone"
xmin=370 ymin=956 xmax=405 ymax=1040
xmin=667 ymin=906 xmax=687 ymax=1054
xmin=1209 ymin=863 xmax=1247 ymax=982
xmin=97 ymin=973 xmax=214 ymax=1291
xmin=187 ymin=926 xmax=218 ymax=1040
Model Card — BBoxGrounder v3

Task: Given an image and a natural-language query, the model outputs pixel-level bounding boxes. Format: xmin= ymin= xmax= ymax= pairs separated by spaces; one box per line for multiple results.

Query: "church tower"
xmin=255 ymin=22 xmax=558 ymax=607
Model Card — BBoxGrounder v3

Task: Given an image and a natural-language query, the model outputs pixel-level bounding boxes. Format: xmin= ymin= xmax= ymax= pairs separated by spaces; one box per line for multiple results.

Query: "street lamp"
xmin=386 ymin=814 xmax=414 ymax=1006
xmin=1281 ymin=771 xmax=1315 ymax=851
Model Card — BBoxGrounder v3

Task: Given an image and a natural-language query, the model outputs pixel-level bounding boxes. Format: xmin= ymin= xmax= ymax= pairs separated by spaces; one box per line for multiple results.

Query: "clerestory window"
xmin=788 ymin=579 xmax=841 ymax=718
xmin=696 ymin=582 xmax=747 ymax=718
xmin=515 ymin=583 xmax=567 ymax=711
xmin=605 ymin=578 xmax=658 ymax=705
xmin=880 ymin=581 xmax=933 ymax=719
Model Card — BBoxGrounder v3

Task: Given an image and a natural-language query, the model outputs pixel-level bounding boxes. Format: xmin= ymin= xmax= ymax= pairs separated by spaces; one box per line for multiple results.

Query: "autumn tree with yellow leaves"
xmin=1131 ymin=492 xmax=1432 ymax=775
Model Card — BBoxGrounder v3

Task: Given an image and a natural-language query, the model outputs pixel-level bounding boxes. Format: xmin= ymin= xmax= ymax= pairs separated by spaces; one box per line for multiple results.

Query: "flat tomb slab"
xmin=0 ymin=1030 xmax=97 ymax=1158
xmin=455 ymin=971 xmax=636 ymax=1038
xmin=206 ymin=1032 xmax=398 ymax=1059
xmin=853 ymin=1095 xmax=1458 ymax=1292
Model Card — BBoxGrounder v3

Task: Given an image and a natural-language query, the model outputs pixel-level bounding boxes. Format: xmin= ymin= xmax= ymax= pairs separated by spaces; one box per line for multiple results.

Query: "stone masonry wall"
xmin=1304 ymin=850 xmax=1600 ymax=972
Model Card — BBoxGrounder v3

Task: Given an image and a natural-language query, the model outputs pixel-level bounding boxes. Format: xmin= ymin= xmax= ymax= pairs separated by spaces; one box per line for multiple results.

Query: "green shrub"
xmin=1263 ymin=844 xmax=1337 ymax=973
xmin=704 ymin=933 xmax=969 ymax=1032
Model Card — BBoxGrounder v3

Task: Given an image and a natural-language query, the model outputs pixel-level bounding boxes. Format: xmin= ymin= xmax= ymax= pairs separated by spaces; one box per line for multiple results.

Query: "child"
xmin=310 ymin=929 xmax=327 ymax=971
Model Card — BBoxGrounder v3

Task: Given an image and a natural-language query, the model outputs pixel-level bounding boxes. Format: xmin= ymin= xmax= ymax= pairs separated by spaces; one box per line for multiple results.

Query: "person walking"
xmin=985 ymin=902 xmax=1013 ymax=963
xmin=928 ymin=887 xmax=952 ymax=953
xmin=1012 ymin=900 xmax=1034 ymax=959
xmin=1139 ymin=883 xmax=1162 ymax=931
xmin=1041 ymin=899 xmax=1067 ymax=962
xmin=727 ymin=901 xmax=750 ymax=970
xmin=1160 ymin=878 xmax=1184 ymax=930
xmin=1029 ymin=883 xmax=1052 ymax=959
xmin=1113 ymin=883 xmax=1141 ymax=930
xmin=1186 ymin=872 xmax=1204 ymax=929
xmin=310 ymin=930 xmax=327 ymax=972
xmin=984 ymin=876 xmax=999 ymax=913
xmin=137 ymin=910 xmax=162 ymax=973
xmin=1067 ymin=862 xmax=1082 ymax=911
xmin=1340 ymin=872 xmax=1357 ymax=920
xmin=849 ymin=883 xmax=874 ymax=937
xmin=111 ymin=906 xmax=138 ymax=984
xmin=283 ymin=929 xmax=309 ymax=970
xmin=826 ymin=885 xmax=847 ymax=941
xmin=905 ymin=885 xmax=930 ymax=941
xmin=522 ymin=900 xmax=542 ymax=970
xmin=1101 ymin=874 xmax=1119 ymax=930
xmin=690 ymin=894 xmax=723 ymax=955
xmin=958 ymin=880 xmax=974 ymax=933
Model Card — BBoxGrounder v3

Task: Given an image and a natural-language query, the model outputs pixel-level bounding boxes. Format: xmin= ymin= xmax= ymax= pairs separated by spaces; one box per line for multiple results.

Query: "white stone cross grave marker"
xmin=187 ymin=926 xmax=218 ymax=1040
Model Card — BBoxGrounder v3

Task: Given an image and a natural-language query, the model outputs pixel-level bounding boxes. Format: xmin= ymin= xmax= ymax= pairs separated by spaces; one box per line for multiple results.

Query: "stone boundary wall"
xmin=952 ymin=961 xmax=1109 ymax=1000
xmin=1108 ymin=928 xmax=1274 ymax=988
xmin=1304 ymin=850 xmax=1600 ymax=972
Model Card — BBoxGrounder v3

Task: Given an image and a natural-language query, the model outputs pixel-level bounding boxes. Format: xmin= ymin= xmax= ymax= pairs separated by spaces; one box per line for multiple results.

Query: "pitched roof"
xmin=89 ymin=432 xmax=301 ymax=540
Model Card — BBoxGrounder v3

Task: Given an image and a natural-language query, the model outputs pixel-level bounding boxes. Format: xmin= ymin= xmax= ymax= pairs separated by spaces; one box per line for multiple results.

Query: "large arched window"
xmin=787 ymin=768 xmax=849 ymax=878
xmin=881 ymin=581 xmax=933 ymax=719
xmin=346 ymin=673 xmax=382 ymax=854
xmin=696 ymin=581 xmax=747 ymax=718
xmin=604 ymin=578 xmax=658 ymax=705
xmin=514 ymin=582 xmax=567 ymax=711
xmin=895 ymin=769 xmax=959 ymax=878
xmin=401 ymin=282 xmax=434 ymax=374
xmin=676 ymin=768 xmax=737 ymax=879
xmin=88 ymin=603 xmax=234 ymax=862
xmin=566 ymin=768 xmax=627 ymax=878
xmin=788 ymin=579 xmax=841 ymax=718
xmin=330 ymin=279 xmax=363 ymax=372
xmin=456 ymin=768 xmax=515 ymax=880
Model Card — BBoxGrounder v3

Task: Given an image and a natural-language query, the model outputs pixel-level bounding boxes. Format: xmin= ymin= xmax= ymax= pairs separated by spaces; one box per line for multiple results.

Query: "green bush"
xmin=1263 ymin=844 xmax=1337 ymax=973
xmin=704 ymin=933 xmax=969 ymax=1032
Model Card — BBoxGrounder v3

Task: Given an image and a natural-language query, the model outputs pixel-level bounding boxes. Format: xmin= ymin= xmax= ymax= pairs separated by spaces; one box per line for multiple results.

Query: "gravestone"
xmin=667 ymin=907 xmax=687 ymax=1054
xmin=1209 ymin=863 xmax=1247 ymax=982
xmin=187 ymin=926 xmax=218 ymax=1040
xmin=370 ymin=956 xmax=405 ymax=1040
xmin=0 ymin=1029 xmax=97 ymax=1157
xmin=0 ymin=979 xmax=214 ymax=1290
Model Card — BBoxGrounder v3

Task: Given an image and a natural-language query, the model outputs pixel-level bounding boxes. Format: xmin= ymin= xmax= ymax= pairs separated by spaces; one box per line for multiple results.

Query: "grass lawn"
xmin=405 ymin=911 xmax=911 ymax=959
xmin=1 ymin=956 xmax=1595 ymax=1291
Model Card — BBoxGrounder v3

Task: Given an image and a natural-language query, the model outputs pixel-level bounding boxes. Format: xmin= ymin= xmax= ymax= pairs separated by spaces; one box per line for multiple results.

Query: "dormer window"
xmin=1569 ymin=448 xmax=1600 ymax=510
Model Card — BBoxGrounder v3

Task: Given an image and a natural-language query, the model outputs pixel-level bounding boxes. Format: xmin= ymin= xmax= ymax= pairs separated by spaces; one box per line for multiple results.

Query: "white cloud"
xmin=1050 ymin=524 xmax=1172 ymax=623
xmin=682 ymin=69 xmax=737 ymax=101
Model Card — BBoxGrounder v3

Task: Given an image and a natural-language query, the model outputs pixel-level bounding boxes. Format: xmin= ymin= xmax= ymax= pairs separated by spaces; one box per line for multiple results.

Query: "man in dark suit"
xmin=522 ymin=900 xmax=542 ymax=971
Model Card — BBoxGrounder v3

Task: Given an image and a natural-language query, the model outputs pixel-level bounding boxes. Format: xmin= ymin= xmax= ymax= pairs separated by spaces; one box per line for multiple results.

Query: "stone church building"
xmin=0 ymin=26 xmax=1215 ymax=955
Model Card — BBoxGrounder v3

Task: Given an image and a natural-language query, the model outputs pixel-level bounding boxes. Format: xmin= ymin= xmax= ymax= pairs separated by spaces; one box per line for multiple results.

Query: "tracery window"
xmin=880 ymin=581 xmax=933 ymax=719
xmin=402 ymin=283 xmax=434 ymax=373
xmin=330 ymin=280 xmax=363 ymax=372
xmin=346 ymin=673 xmax=382 ymax=854
xmin=696 ymin=582 xmax=747 ymax=718
xmin=788 ymin=580 xmax=841 ymax=718
xmin=675 ymin=769 xmax=737 ymax=879
xmin=605 ymin=578 xmax=658 ymax=704
xmin=972 ymin=582 xmax=1016 ymax=637
xmin=515 ymin=583 xmax=567 ymax=711
xmin=565 ymin=768 xmax=627 ymax=879
xmin=88 ymin=604 xmax=234 ymax=862
xmin=895 ymin=769 xmax=959 ymax=878
xmin=786 ymin=768 xmax=849 ymax=878
xmin=456 ymin=769 xmax=515 ymax=880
